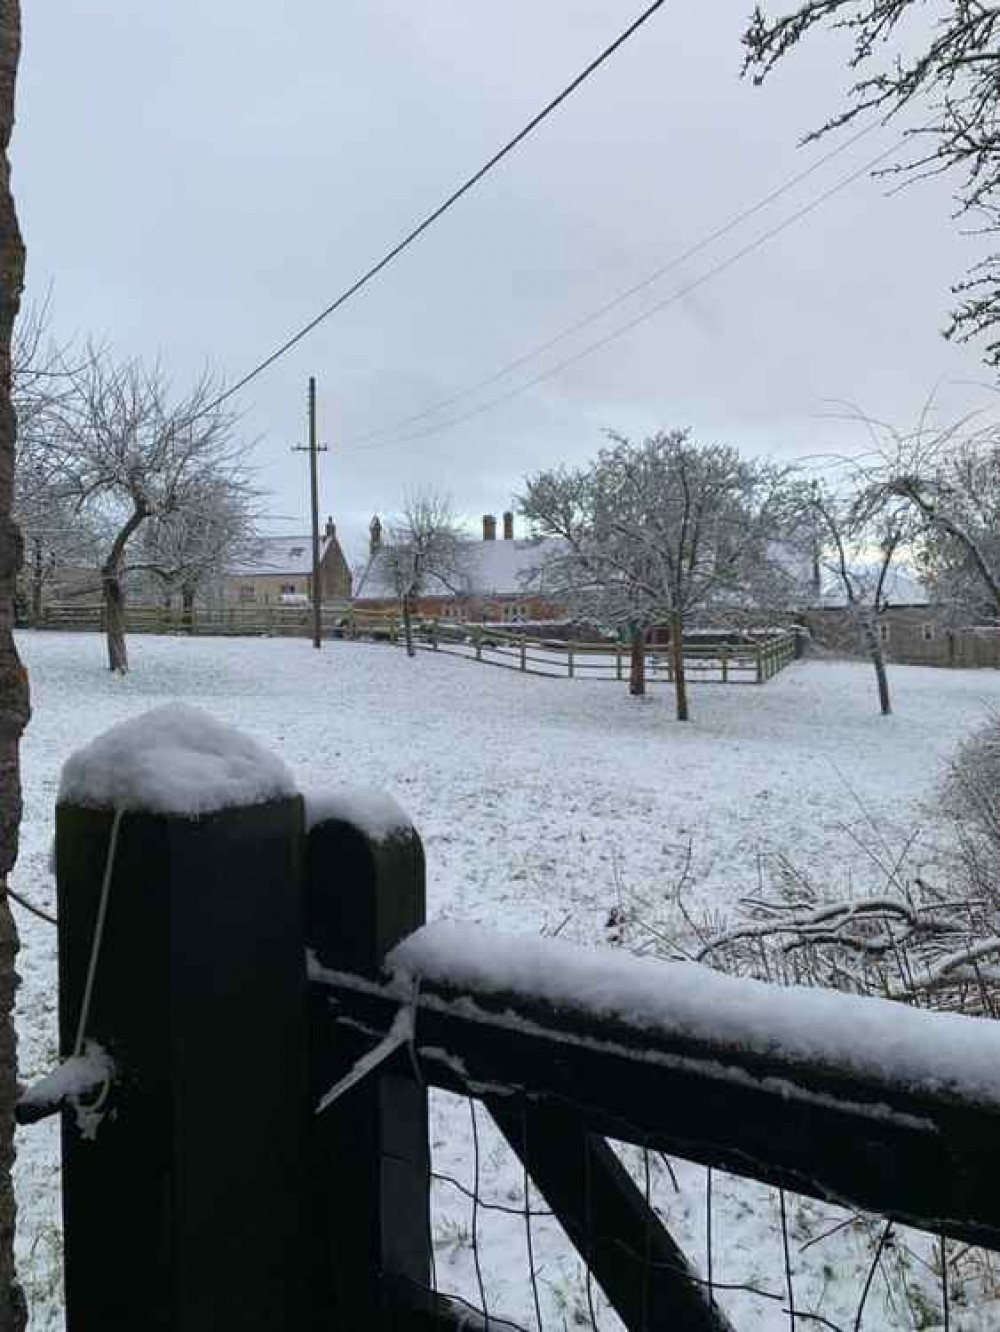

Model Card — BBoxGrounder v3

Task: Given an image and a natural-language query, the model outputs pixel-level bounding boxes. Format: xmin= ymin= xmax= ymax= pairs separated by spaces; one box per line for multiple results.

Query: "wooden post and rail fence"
xmin=17 ymin=717 xmax=1000 ymax=1329
xmin=25 ymin=601 xmax=800 ymax=686
xmin=335 ymin=611 xmax=799 ymax=686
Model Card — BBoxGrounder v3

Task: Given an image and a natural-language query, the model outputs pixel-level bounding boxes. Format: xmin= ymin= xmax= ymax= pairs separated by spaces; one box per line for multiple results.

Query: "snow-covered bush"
xmin=943 ymin=712 xmax=1000 ymax=900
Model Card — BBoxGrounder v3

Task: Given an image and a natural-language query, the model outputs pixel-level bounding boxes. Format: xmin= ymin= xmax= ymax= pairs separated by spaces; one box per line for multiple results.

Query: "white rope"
xmin=72 ymin=808 xmax=123 ymax=1059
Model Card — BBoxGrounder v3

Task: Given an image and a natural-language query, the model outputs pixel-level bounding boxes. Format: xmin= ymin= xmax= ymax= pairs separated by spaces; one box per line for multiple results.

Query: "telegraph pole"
xmin=293 ymin=376 xmax=327 ymax=650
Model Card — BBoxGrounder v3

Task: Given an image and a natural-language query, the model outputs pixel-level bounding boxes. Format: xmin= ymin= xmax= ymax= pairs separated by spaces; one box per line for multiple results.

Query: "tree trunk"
xmin=628 ymin=623 xmax=645 ymax=696
xmin=181 ymin=585 xmax=195 ymax=635
xmin=670 ymin=609 xmax=689 ymax=722
xmin=28 ymin=537 xmax=40 ymax=623
xmin=101 ymin=508 xmax=146 ymax=675
xmin=402 ymin=594 xmax=415 ymax=659
xmin=0 ymin=1 xmax=30 ymax=1325
xmin=103 ymin=570 xmax=128 ymax=674
xmin=861 ymin=616 xmax=892 ymax=716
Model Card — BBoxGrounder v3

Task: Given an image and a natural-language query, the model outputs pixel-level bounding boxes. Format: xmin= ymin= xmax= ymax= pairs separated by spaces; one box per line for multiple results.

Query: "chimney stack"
xmin=324 ymin=516 xmax=336 ymax=540
xmin=502 ymin=510 xmax=514 ymax=541
xmin=482 ymin=514 xmax=497 ymax=542
xmin=369 ymin=514 xmax=382 ymax=555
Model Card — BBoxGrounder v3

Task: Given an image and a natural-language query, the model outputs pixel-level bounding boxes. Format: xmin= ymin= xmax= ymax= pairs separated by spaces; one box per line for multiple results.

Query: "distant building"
xmin=353 ymin=510 xmax=566 ymax=624
xmin=225 ymin=518 xmax=352 ymax=606
xmin=803 ymin=566 xmax=988 ymax=667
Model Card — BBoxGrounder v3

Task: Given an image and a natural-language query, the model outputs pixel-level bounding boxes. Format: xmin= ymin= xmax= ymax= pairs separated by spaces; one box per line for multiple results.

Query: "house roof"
xmin=230 ymin=535 xmax=334 ymax=579
xmin=354 ymin=537 xmax=565 ymax=601
xmin=817 ymin=564 xmax=931 ymax=609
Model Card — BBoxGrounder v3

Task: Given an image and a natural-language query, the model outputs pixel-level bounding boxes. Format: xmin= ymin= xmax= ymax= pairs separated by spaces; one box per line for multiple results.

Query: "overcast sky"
xmin=15 ymin=1 xmax=996 ymax=558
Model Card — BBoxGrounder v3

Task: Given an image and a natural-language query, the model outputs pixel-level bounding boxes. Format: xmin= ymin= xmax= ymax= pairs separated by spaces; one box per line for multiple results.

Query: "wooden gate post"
xmin=304 ymin=796 xmax=430 ymax=1329
xmin=55 ymin=784 xmax=308 ymax=1332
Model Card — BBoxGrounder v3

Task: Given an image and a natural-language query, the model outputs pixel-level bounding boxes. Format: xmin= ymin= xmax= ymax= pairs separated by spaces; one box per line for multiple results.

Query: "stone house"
xmin=804 ymin=567 xmax=1000 ymax=668
xmin=353 ymin=510 xmax=566 ymax=624
xmin=225 ymin=518 xmax=352 ymax=607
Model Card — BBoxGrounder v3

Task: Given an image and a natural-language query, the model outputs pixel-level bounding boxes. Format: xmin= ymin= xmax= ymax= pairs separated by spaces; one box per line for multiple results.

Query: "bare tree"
xmin=12 ymin=299 xmax=76 ymax=445
xmin=55 ymin=352 xmax=247 ymax=672
xmin=522 ymin=430 xmax=796 ymax=720
xmin=519 ymin=461 xmax=656 ymax=697
xmin=13 ymin=465 xmax=100 ymax=619
xmin=8 ymin=303 xmax=96 ymax=619
xmin=136 ymin=478 xmax=259 ymax=629
xmin=0 ymin=0 xmax=28 ymax=1322
xmin=804 ymin=476 xmax=916 ymax=716
xmin=874 ymin=420 xmax=1000 ymax=620
xmin=376 ymin=493 xmax=471 ymax=657
xmin=743 ymin=1 xmax=1000 ymax=367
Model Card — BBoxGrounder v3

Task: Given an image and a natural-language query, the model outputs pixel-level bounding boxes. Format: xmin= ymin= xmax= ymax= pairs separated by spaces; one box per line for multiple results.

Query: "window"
xmin=878 ymin=623 xmax=891 ymax=644
xmin=281 ymin=583 xmax=296 ymax=595
xmin=922 ymin=623 xmax=936 ymax=642
xmin=238 ymin=585 xmax=256 ymax=604
xmin=289 ymin=547 xmax=305 ymax=559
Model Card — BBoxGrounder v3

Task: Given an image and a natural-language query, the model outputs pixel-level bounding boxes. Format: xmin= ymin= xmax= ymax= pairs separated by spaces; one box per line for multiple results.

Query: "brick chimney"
xmin=369 ymin=514 xmax=382 ymax=554
xmin=482 ymin=513 xmax=497 ymax=542
xmin=502 ymin=510 xmax=514 ymax=541
xmin=324 ymin=516 xmax=336 ymax=540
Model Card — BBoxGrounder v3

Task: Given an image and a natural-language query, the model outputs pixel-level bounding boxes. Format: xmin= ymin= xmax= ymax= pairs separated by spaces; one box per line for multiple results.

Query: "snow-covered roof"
xmin=230 ymin=535 xmax=334 ymax=578
xmin=818 ymin=564 xmax=931 ymax=609
xmin=354 ymin=537 xmax=565 ymax=600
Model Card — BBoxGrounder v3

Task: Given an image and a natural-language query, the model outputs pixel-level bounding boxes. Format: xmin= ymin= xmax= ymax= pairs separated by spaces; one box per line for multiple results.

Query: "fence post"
xmin=55 ymin=754 xmax=308 ymax=1330
xmin=304 ymin=796 xmax=430 ymax=1329
xmin=568 ymin=643 xmax=575 ymax=679
xmin=474 ymin=626 xmax=482 ymax=661
xmin=520 ymin=635 xmax=527 ymax=672
xmin=756 ymin=644 xmax=765 ymax=684
xmin=721 ymin=646 xmax=729 ymax=684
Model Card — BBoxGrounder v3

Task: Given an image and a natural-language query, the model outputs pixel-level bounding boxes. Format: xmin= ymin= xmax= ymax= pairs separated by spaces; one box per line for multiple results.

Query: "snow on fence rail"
xmin=26 ymin=602 xmax=797 ymax=684
xmin=21 ymin=711 xmax=999 ymax=1330
xmin=28 ymin=600 xmax=352 ymax=638
xmin=346 ymin=612 xmax=798 ymax=685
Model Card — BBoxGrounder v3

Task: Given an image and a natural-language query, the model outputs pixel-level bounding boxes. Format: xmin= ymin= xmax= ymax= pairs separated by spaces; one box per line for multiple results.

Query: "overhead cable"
xmin=206 ymin=0 xmax=671 ymax=411
xmin=351 ymin=140 xmax=899 ymax=452
xmin=342 ymin=119 xmax=880 ymax=448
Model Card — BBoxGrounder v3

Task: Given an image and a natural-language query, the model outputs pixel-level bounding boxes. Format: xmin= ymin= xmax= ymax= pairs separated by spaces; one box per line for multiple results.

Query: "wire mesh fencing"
xmin=415 ymin=1088 xmax=988 ymax=1331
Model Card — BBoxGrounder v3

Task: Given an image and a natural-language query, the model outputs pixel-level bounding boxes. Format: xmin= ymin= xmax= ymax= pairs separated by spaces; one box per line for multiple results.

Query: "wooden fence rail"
xmin=28 ymin=756 xmax=1000 ymax=1330
xmin=345 ymin=614 xmax=798 ymax=686
xmin=27 ymin=602 xmax=798 ymax=685
xmin=29 ymin=601 xmax=352 ymax=638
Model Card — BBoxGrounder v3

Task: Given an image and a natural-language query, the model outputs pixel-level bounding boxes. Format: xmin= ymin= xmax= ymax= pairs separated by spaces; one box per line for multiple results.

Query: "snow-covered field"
xmin=13 ymin=631 xmax=1000 ymax=1329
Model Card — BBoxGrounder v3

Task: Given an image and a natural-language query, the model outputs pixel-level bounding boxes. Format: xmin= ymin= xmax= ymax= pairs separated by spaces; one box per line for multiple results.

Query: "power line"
xmin=348 ymin=139 xmax=899 ymax=453
xmin=207 ymin=0 xmax=670 ymax=413
xmin=342 ymin=119 xmax=880 ymax=448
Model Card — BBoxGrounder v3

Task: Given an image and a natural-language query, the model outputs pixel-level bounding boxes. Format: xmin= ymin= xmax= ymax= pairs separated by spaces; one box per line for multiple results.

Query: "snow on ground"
xmin=14 ymin=631 xmax=1000 ymax=1329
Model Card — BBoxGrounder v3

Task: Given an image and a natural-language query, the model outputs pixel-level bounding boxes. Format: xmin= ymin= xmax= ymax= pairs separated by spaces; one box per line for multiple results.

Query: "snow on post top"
xmin=303 ymin=786 xmax=413 ymax=842
xmin=388 ymin=921 xmax=1000 ymax=1108
xmin=58 ymin=704 xmax=297 ymax=816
